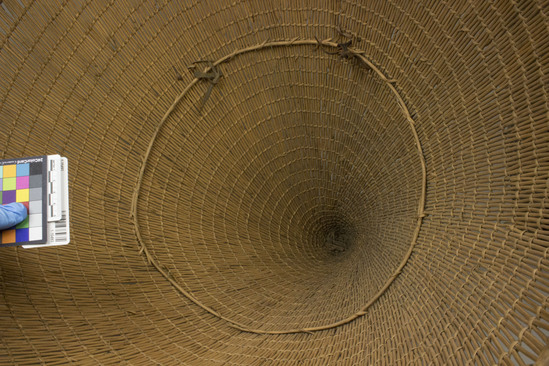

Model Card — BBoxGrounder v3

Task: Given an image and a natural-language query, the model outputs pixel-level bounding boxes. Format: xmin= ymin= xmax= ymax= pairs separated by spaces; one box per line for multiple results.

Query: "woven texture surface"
xmin=0 ymin=0 xmax=548 ymax=364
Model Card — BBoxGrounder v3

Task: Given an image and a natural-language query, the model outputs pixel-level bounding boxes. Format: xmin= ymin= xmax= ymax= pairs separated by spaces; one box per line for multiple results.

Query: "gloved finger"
xmin=0 ymin=202 xmax=28 ymax=231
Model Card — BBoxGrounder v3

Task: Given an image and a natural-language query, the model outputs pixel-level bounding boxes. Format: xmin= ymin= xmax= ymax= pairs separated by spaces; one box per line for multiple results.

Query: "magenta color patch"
xmin=16 ymin=176 xmax=29 ymax=189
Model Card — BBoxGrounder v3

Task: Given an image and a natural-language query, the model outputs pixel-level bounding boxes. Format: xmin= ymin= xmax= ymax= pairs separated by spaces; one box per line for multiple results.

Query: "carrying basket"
xmin=0 ymin=1 xmax=547 ymax=364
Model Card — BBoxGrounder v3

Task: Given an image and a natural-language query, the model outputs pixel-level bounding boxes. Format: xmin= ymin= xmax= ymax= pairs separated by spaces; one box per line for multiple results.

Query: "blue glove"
xmin=0 ymin=202 xmax=28 ymax=230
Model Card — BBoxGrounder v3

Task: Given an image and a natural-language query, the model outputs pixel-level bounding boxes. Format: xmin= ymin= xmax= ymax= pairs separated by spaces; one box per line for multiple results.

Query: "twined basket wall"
xmin=0 ymin=1 xmax=548 ymax=365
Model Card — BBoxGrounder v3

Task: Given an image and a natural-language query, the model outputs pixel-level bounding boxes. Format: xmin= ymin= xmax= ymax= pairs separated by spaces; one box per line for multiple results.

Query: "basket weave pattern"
xmin=0 ymin=1 xmax=547 ymax=365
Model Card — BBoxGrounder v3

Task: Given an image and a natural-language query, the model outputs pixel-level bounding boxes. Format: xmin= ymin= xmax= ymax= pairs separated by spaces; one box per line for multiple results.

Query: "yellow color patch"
xmin=3 ymin=165 xmax=16 ymax=178
xmin=16 ymin=189 xmax=29 ymax=202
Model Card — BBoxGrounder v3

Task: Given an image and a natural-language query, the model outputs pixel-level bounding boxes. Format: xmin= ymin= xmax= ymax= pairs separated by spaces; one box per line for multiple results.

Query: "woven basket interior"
xmin=0 ymin=1 xmax=548 ymax=365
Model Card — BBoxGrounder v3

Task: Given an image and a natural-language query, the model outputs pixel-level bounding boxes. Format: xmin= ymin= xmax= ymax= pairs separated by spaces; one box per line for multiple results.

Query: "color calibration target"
xmin=0 ymin=157 xmax=47 ymax=246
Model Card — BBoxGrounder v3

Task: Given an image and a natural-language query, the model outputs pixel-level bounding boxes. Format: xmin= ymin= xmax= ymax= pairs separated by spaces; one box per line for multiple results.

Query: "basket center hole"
xmin=321 ymin=221 xmax=356 ymax=256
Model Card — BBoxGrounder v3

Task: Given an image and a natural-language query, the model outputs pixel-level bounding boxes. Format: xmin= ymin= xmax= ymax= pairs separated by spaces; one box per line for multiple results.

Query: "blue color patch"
xmin=16 ymin=163 xmax=30 ymax=177
xmin=16 ymin=228 xmax=29 ymax=242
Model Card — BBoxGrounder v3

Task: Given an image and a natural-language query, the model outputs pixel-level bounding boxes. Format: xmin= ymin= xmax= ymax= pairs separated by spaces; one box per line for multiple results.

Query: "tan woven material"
xmin=0 ymin=0 xmax=547 ymax=364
